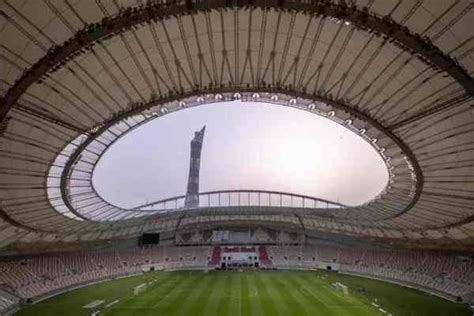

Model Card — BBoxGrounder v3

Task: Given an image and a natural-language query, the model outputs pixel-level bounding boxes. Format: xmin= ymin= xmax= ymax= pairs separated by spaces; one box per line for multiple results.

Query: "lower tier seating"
xmin=266 ymin=245 xmax=473 ymax=301
xmin=0 ymin=245 xmax=472 ymax=303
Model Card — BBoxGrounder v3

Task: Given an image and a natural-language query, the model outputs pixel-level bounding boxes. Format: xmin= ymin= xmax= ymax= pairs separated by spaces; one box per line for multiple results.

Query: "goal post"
xmin=332 ymin=282 xmax=349 ymax=296
xmin=133 ymin=283 xmax=147 ymax=296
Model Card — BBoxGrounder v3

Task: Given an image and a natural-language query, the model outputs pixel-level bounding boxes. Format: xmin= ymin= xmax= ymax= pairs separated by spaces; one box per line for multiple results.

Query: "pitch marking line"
xmin=83 ymin=300 xmax=104 ymax=309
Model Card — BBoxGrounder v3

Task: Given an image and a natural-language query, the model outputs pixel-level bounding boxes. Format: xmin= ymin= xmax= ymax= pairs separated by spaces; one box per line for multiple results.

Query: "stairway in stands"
xmin=258 ymin=246 xmax=273 ymax=267
xmin=208 ymin=246 xmax=221 ymax=266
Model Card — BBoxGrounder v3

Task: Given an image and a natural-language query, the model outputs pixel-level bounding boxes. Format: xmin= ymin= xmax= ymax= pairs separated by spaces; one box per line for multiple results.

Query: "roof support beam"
xmin=13 ymin=103 xmax=86 ymax=133
xmin=388 ymin=93 xmax=472 ymax=130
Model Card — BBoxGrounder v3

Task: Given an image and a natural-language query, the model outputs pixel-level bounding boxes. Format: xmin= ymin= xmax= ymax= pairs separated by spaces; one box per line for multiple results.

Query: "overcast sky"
xmin=92 ymin=101 xmax=388 ymax=208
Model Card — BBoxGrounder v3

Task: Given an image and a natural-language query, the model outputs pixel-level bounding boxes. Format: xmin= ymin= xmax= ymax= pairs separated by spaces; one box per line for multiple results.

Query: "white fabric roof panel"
xmin=0 ymin=0 xmax=472 ymax=249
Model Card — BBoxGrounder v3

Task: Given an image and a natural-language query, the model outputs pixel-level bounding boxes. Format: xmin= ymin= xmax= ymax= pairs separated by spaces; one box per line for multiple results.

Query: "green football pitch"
xmin=16 ymin=270 xmax=471 ymax=316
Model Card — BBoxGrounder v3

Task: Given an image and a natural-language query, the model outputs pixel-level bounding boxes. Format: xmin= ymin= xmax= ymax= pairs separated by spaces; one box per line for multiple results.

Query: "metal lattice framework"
xmin=134 ymin=189 xmax=347 ymax=211
xmin=0 ymin=0 xmax=473 ymax=248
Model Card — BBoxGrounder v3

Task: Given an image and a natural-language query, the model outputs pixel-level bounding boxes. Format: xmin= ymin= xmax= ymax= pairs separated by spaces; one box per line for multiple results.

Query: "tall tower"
xmin=185 ymin=125 xmax=206 ymax=208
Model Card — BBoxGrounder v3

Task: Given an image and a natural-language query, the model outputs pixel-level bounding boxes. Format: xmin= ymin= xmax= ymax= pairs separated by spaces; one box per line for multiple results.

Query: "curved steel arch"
xmin=133 ymin=189 xmax=347 ymax=210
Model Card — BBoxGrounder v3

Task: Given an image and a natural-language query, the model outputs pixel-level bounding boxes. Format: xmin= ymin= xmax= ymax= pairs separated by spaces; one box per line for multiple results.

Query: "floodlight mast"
xmin=184 ymin=125 xmax=206 ymax=208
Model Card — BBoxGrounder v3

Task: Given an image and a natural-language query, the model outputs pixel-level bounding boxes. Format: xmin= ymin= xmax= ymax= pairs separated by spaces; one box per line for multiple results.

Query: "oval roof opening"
xmin=92 ymin=101 xmax=389 ymax=209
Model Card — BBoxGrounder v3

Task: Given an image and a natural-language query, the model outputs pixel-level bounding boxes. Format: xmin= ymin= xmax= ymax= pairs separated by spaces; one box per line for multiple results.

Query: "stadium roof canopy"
xmin=0 ymin=0 xmax=473 ymax=250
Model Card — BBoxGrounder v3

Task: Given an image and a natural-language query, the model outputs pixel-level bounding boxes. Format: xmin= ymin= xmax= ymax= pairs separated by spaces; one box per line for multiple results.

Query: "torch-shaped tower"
xmin=184 ymin=125 xmax=206 ymax=208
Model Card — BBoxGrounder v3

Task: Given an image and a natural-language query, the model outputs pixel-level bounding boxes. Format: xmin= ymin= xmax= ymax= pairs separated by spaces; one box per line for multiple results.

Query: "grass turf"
xmin=16 ymin=270 xmax=471 ymax=316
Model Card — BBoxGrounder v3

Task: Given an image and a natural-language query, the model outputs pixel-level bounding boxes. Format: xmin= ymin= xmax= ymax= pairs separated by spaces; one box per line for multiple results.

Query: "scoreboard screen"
xmin=139 ymin=233 xmax=160 ymax=245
